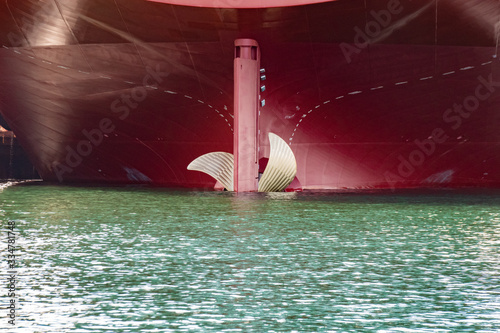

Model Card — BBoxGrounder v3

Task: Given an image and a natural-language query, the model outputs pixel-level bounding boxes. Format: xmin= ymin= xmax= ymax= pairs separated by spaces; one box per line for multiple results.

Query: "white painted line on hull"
xmin=371 ymin=86 xmax=383 ymax=90
xmin=395 ymin=81 xmax=408 ymax=85
xmin=460 ymin=66 xmax=474 ymax=71
xmin=442 ymin=71 xmax=455 ymax=76
xmin=482 ymin=61 xmax=492 ymax=66
xmin=184 ymin=95 xmax=193 ymax=99
xmin=420 ymin=76 xmax=433 ymax=80
xmin=165 ymin=90 xmax=177 ymax=94
xmin=348 ymin=91 xmax=362 ymax=95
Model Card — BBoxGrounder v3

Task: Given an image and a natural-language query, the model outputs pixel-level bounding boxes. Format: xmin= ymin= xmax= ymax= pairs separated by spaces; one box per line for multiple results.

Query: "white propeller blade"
xmin=187 ymin=152 xmax=234 ymax=191
xmin=258 ymin=133 xmax=297 ymax=192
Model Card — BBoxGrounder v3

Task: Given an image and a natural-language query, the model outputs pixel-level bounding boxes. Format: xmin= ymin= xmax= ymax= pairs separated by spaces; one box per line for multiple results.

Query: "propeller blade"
xmin=258 ymin=133 xmax=297 ymax=192
xmin=187 ymin=152 xmax=234 ymax=191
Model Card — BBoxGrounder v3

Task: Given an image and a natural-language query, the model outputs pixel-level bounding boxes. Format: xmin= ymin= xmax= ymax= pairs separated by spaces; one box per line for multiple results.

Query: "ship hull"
xmin=2 ymin=0 xmax=500 ymax=189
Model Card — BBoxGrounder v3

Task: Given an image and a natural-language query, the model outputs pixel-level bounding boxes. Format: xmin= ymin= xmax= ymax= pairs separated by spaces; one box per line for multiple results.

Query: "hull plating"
xmin=1 ymin=0 xmax=500 ymax=189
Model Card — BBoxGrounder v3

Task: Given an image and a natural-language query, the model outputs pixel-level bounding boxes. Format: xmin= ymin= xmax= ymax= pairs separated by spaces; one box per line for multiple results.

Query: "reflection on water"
xmin=1 ymin=184 xmax=500 ymax=332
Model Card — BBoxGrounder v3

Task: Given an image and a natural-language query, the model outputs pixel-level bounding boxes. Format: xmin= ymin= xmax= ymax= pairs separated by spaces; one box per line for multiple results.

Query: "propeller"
xmin=187 ymin=132 xmax=297 ymax=192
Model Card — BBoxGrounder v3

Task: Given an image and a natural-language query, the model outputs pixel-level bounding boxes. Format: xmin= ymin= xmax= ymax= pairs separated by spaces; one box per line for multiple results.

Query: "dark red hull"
xmin=2 ymin=0 xmax=500 ymax=189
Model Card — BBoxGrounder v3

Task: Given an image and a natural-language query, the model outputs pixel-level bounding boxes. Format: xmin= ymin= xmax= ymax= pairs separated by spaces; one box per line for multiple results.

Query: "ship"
xmin=1 ymin=0 xmax=500 ymax=190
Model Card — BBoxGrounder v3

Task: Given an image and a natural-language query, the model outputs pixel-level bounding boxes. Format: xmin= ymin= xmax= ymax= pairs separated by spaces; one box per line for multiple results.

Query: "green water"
xmin=1 ymin=184 xmax=500 ymax=332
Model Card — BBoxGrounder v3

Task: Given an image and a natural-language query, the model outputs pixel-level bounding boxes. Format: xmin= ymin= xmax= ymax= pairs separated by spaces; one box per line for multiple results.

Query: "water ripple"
xmin=1 ymin=186 xmax=500 ymax=331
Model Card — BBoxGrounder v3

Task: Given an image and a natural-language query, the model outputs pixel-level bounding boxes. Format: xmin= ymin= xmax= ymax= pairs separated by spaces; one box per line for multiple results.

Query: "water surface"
xmin=1 ymin=184 xmax=500 ymax=332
